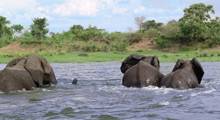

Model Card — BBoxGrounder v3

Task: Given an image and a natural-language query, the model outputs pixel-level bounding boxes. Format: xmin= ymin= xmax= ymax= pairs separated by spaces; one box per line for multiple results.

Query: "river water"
xmin=0 ymin=62 xmax=220 ymax=120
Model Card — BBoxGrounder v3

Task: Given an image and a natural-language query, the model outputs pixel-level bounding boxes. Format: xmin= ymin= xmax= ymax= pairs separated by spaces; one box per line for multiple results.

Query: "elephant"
xmin=120 ymin=55 xmax=164 ymax=87
xmin=160 ymin=58 xmax=204 ymax=89
xmin=0 ymin=55 xmax=57 ymax=92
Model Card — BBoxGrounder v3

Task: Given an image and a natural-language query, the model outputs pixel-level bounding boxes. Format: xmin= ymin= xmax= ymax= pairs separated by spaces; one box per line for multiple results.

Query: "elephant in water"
xmin=160 ymin=58 xmax=204 ymax=89
xmin=120 ymin=55 xmax=164 ymax=87
xmin=0 ymin=55 xmax=57 ymax=92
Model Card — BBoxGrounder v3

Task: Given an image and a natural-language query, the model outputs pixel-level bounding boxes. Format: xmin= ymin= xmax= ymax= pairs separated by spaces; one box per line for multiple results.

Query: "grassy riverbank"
xmin=0 ymin=49 xmax=220 ymax=63
xmin=0 ymin=3 xmax=220 ymax=64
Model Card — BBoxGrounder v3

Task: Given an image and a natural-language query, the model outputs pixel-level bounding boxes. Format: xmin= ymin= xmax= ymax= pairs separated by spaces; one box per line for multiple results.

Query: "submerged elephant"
xmin=160 ymin=58 xmax=204 ymax=89
xmin=120 ymin=54 xmax=160 ymax=73
xmin=0 ymin=55 xmax=57 ymax=92
xmin=121 ymin=55 xmax=164 ymax=87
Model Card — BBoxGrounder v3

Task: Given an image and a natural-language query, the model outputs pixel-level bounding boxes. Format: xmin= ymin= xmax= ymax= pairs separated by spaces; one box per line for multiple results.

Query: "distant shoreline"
xmin=1 ymin=50 xmax=220 ymax=63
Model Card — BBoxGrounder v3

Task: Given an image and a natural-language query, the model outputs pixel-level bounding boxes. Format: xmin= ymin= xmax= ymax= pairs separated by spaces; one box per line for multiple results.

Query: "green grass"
xmin=0 ymin=50 xmax=220 ymax=63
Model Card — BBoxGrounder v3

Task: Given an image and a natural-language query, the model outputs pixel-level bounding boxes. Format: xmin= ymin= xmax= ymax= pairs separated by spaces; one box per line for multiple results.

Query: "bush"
xmin=127 ymin=32 xmax=142 ymax=44
xmin=153 ymin=21 xmax=181 ymax=48
xmin=144 ymin=28 xmax=160 ymax=39
xmin=0 ymin=36 xmax=13 ymax=48
xmin=110 ymin=42 xmax=127 ymax=51
xmin=154 ymin=37 xmax=170 ymax=48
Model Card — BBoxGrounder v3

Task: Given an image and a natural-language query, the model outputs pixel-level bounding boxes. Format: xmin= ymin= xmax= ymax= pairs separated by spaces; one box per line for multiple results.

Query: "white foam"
xmin=142 ymin=86 xmax=177 ymax=94
xmin=72 ymin=96 xmax=87 ymax=101
xmin=142 ymin=86 xmax=160 ymax=90
xmin=191 ymin=88 xmax=216 ymax=97
xmin=159 ymin=101 xmax=170 ymax=106
xmin=98 ymin=86 xmax=126 ymax=92
xmin=42 ymin=88 xmax=51 ymax=92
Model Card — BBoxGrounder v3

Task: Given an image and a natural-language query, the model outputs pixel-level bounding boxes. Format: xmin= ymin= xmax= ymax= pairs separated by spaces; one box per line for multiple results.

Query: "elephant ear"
xmin=150 ymin=56 xmax=160 ymax=69
xmin=40 ymin=58 xmax=57 ymax=85
xmin=191 ymin=58 xmax=204 ymax=84
xmin=40 ymin=58 xmax=51 ymax=74
xmin=120 ymin=62 xmax=127 ymax=73
xmin=24 ymin=56 xmax=43 ymax=87
xmin=172 ymin=59 xmax=184 ymax=72
xmin=120 ymin=54 xmax=144 ymax=73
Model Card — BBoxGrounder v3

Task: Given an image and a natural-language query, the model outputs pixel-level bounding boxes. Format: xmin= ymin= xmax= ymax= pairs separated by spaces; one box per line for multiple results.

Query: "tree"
xmin=160 ymin=20 xmax=180 ymax=40
xmin=70 ymin=25 xmax=83 ymax=33
xmin=11 ymin=24 xmax=24 ymax=37
xmin=0 ymin=16 xmax=12 ymax=38
xmin=70 ymin=25 xmax=84 ymax=39
xmin=142 ymin=20 xmax=163 ymax=32
xmin=135 ymin=16 xmax=145 ymax=32
xmin=207 ymin=17 xmax=220 ymax=45
xmin=82 ymin=26 xmax=107 ymax=42
xmin=167 ymin=20 xmax=178 ymax=25
xmin=11 ymin=24 xmax=23 ymax=33
xmin=179 ymin=3 xmax=214 ymax=43
xmin=154 ymin=20 xmax=180 ymax=48
xmin=30 ymin=17 xmax=48 ymax=40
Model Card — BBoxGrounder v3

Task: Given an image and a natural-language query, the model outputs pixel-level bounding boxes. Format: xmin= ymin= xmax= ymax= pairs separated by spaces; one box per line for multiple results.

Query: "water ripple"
xmin=0 ymin=62 xmax=220 ymax=120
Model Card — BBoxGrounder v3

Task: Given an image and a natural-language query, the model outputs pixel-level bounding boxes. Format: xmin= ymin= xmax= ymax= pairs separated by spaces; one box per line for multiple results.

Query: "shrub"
xmin=154 ymin=36 xmax=170 ymax=48
xmin=0 ymin=38 xmax=11 ymax=48
xmin=127 ymin=32 xmax=142 ymax=44
xmin=144 ymin=28 xmax=160 ymax=39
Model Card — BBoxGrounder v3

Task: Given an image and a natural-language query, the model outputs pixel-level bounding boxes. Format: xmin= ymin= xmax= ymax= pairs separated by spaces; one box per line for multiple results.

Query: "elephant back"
xmin=6 ymin=57 xmax=26 ymax=68
xmin=0 ymin=66 xmax=35 ymax=92
xmin=122 ymin=61 xmax=162 ymax=87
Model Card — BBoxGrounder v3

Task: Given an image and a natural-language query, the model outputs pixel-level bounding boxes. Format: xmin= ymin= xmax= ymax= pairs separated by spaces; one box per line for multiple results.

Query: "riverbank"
xmin=0 ymin=49 xmax=220 ymax=63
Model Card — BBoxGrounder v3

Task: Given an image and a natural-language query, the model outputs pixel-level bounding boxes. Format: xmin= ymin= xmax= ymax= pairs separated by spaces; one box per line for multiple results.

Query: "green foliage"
xmin=81 ymin=26 xmax=108 ymax=42
xmin=160 ymin=20 xmax=180 ymax=41
xmin=179 ymin=3 xmax=214 ymax=43
xmin=207 ymin=17 xmax=220 ymax=45
xmin=144 ymin=28 xmax=160 ymax=39
xmin=68 ymin=25 xmax=110 ymax=43
xmin=108 ymin=32 xmax=128 ymax=51
xmin=20 ymin=31 xmax=32 ymax=41
xmin=155 ymin=20 xmax=181 ymax=47
xmin=70 ymin=25 xmax=84 ymax=40
xmin=142 ymin=20 xmax=163 ymax=32
xmin=0 ymin=37 xmax=12 ymax=48
xmin=0 ymin=16 xmax=12 ymax=39
xmin=154 ymin=3 xmax=220 ymax=48
xmin=49 ymin=26 xmax=128 ymax=52
xmin=127 ymin=32 xmax=143 ymax=44
xmin=30 ymin=17 xmax=48 ymax=40
xmin=0 ymin=16 xmax=13 ymax=47
xmin=1 ymin=3 xmax=220 ymax=52
xmin=11 ymin=24 xmax=23 ymax=33
xmin=154 ymin=36 xmax=170 ymax=48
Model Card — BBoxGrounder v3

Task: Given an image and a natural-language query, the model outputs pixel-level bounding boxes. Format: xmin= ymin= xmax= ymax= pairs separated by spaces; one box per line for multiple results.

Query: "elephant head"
xmin=172 ymin=58 xmax=204 ymax=84
xmin=120 ymin=54 xmax=160 ymax=73
xmin=24 ymin=55 xmax=57 ymax=87
xmin=160 ymin=58 xmax=204 ymax=89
